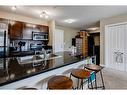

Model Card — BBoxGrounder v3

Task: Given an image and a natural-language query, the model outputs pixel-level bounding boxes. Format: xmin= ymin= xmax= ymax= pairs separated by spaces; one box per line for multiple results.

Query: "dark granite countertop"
xmin=0 ymin=51 xmax=85 ymax=86
xmin=8 ymin=50 xmax=35 ymax=57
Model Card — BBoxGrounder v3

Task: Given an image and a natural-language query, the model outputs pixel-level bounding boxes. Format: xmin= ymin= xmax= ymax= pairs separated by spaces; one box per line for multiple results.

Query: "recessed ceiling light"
xmin=11 ymin=6 xmax=17 ymax=11
xmin=64 ymin=19 xmax=76 ymax=23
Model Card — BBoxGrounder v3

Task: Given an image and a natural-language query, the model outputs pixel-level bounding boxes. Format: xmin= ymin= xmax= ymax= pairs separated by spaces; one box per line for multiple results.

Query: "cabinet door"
xmin=34 ymin=25 xmax=49 ymax=33
xmin=9 ymin=20 xmax=23 ymax=39
xmin=41 ymin=26 xmax=49 ymax=33
xmin=23 ymin=23 xmax=34 ymax=39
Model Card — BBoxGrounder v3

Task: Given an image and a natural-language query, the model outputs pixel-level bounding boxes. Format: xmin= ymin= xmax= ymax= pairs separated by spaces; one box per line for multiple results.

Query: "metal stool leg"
xmin=90 ymin=76 xmax=93 ymax=89
xmin=87 ymin=76 xmax=93 ymax=89
xmin=88 ymin=78 xmax=90 ymax=89
xmin=70 ymin=73 xmax=72 ymax=78
xmin=80 ymin=79 xmax=83 ymax=89
xmin=77 ymin=78 xmax=79 ymax=89
xmin=94 ymin=72 xmax=97 ymax=89
xmin=100 ymin=70 xmax=105 ymax=89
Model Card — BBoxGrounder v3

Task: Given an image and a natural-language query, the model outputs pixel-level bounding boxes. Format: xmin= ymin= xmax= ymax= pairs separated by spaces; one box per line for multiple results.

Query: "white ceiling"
xmin=0 ymin=6 xmax=127 ymax=29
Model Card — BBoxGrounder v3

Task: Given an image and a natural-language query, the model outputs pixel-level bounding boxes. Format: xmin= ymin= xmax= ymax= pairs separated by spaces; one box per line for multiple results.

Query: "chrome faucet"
xmin=42 ymin=48 xmax=47 ymax=59
xmin=34 ymin=51 xmax=37 ymax=55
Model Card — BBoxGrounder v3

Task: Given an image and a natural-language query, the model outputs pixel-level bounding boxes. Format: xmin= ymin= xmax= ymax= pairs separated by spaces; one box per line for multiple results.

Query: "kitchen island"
xmin=0 ymin=52 xmax=95 ymax=89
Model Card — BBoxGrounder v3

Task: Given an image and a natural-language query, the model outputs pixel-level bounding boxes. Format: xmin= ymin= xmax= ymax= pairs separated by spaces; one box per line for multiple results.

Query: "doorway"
xmin=88 ymin=33 xmax=100 ymax=65
xmin=53 ymin=29 xmax=64 ymax=53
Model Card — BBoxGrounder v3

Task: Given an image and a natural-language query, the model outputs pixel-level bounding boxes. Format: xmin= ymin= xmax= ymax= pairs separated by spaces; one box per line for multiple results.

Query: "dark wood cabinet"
xmin=9 ymin=20 xmax=23 ymax=39
xmin=7 ymin=19 xmax=49 ymax=40
xmin=23 ymin=23 xmax=49 ymax=39
xmin=36 ymin=25 xmax=49 ymax=33
xmin=0 ymin=18 xmax=8 ymax=24
xmin=23 ymin=23 xmax=34 ymax=39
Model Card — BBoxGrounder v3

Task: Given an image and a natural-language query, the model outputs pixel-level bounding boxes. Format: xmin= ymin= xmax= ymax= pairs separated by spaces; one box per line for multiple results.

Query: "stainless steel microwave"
xmin=32 ymin=32 xmax=48 ymax=40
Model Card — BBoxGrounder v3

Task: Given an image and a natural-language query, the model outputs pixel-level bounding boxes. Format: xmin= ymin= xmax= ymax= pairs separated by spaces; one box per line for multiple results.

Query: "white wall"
xmin=56 ymin=25 xmax=79 ymax=51
xmin=100 ymin=14 xmax=127 ymax=65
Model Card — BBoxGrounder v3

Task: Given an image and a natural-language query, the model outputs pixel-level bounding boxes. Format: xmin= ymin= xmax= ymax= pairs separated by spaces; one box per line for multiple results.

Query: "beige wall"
xmin=0 ymin=11 xmax=48 ymax=25
xmin=48 ymin=20 xmax=55 ymax=52
xmin=56 ymin=25 xmax=79 ymax=51
xmin=100 ymin=14 xmax=127 ymax=65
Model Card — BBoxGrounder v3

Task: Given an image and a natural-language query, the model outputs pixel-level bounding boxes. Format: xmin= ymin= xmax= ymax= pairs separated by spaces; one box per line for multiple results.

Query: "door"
xmin=53 ymin=29 xmax=64 ymax=53
xmin=105 ymin=24 xmax=126 ymax=71
xmin=105 ymin=26 xmax=114 ymax=69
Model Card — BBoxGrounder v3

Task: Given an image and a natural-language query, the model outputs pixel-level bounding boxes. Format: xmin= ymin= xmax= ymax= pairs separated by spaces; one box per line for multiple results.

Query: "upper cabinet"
xmin=8 ymin=20 xmax=23 ymax=39
xmin=23 ymin=23 xmax=49 ymax=39
xmin=35 ymin=25 xmax=49 ymax=33
xmin=7 ymin=19 xmax=49 ymax=40
xmin=0 ymin=18 xmax=8 ymax=24
xmin=0 ymin=18 xmax=9 ymax=29
xmin=23 ymin=23 xmax=34 ymax=39
xmin=32 ymin=24 xmax=49 ymax=33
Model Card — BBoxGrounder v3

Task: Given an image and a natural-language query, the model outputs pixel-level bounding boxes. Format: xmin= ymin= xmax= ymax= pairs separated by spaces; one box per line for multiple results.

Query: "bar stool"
xmin=47 ymin=75 xmax=73 ymax=89
xmin=84 ymin=64 xmax=105 ymax=89
xmin=70 ymin=69 xmax=93 ymax=89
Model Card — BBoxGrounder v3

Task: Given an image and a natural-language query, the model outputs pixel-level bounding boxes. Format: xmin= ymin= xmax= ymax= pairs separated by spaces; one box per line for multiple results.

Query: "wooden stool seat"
xmin=71 ymin=69 xmax=91 ymax=79
xmin=48 ymin=75 xmax=73 ymax=89
xmin=84 ymin=64 xmax=103 ymax=72
xmin=84 ymin=64 xmax=105 ymax=89
xmin=70 ymin=69 xmax=93 ymax=89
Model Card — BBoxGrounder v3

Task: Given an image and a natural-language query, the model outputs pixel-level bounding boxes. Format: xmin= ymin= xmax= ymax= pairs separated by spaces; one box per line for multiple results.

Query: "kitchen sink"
xmin=17 ymin=53 xmax=61 ymax=64
xmin=39 ymin=53 xmax=61 ymax=60
xmin=17 ymin=55 xmax=43 ymax=64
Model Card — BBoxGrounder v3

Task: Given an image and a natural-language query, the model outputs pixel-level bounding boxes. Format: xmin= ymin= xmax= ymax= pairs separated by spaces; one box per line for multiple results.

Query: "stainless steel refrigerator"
xmin=72 ymin=38 xmax=83 ymax=55
xmin=0 ymin=22 xmax=9 ymax=69
xmin=76 ymin=38 xmax=83 ymax=55
xmin=0 ymin=23 xmax=8 ymax=58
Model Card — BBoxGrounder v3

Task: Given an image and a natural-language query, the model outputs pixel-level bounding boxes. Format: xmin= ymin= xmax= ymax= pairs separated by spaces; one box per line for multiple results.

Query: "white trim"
xmin=105 ymin=22 xmax=127 ymax=27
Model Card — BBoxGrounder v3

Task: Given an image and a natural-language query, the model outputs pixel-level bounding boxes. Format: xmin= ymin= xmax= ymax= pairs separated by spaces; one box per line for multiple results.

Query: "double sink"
xmin=17 ymin=53 xmax=61 ymax=65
